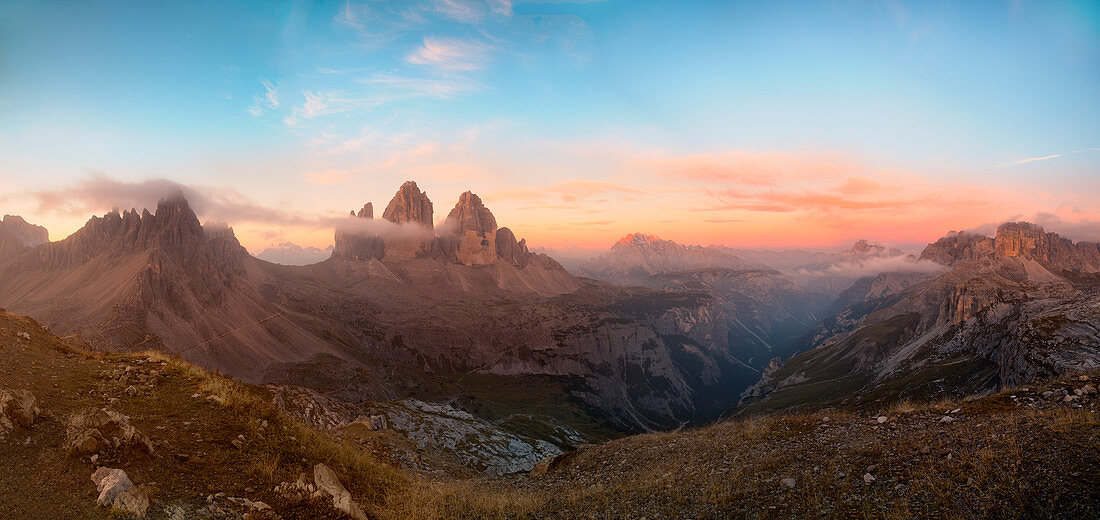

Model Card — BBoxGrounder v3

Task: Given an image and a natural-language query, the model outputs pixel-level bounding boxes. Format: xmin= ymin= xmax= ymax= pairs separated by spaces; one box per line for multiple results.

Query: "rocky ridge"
xmin=921 ymin=222 xmax=1100 ymax=271
xmin=741 ymin=222 xmax=1100 ymax=413
xmin=578 ymin=233 xmax=750 ymax=286
xmin=0 ymin=214 xmax=49 ymax=260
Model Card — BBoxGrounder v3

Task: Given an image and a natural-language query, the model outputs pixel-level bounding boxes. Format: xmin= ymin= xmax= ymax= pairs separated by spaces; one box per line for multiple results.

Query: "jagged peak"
xmin=615 ymin=233 xmax=663 ymax=247
xmin=996 ymin=221 xmax=1045 ymax=236
xmin=382 ymin=180 xmax=433 ymax=228
xmin=356 ymin=203 xmax=373 ymax=219
xmin=444 ymin=191 xmax=496 ymax=235
xmin=0 ymin=214 xmax=49 ymax=246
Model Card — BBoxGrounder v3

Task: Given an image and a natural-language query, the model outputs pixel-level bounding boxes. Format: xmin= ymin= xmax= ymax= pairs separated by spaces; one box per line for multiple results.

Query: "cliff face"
xmin=333 ymin=181 xmax=573 ymax=282
xmin=920 ymin=222 xmax=1100 ymax=272
xmin=742 ymin=223 xmax=1100 ymax=413
xmin=442 ymin=191 xmax=497 ymax=266
xmin=993 ymin=222 xmax=1100 ymax=271
xmin=382 ymin=181 xmax=433 ymax=228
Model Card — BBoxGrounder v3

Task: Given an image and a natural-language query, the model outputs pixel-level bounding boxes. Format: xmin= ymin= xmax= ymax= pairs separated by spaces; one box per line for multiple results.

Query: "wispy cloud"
xmin=407 ymin=36 xmax=493 ymax=71
xmin=283 ymin=90 xmax=380 ymax=126
xmin=362 ymin=72 xmax=482 ymax=98
xmin=434 ymin=0 xmax=487 ymax=23
xmin=998 ymin=153 xmax=1062 ymax=167
xmin=248 ymin=79 xmax=280 ymax=116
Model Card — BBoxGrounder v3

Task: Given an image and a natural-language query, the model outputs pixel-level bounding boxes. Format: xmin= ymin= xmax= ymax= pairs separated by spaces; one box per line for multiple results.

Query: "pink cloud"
xmin=407 ymin=37 xmax=492 ymax=71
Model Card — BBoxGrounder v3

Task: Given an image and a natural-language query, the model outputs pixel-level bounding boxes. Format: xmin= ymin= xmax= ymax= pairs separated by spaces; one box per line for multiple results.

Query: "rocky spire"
xmin=356 ymin=203 xmax=373 ymax=219
xmin=382 ymin=181 xmax=433 ymax=229
xmin=496 ymin=227 xmax=531 ymax=267
xmin=444 ymin=191 xmax=497 ymax=235
xmin=443 ymin=191 xmax=497 ymax=265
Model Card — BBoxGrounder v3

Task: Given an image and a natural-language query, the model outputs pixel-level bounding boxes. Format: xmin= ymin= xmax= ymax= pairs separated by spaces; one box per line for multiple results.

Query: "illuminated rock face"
xmin=993 ymin=222 xmax=1100 ymax=271
xmin=920 ymin=222 xmax=1100 ymax=272
xmin=444 ymin=191 xmax=498 ymax=266
xmin=382 ymin=181 xmax=433 ymax=228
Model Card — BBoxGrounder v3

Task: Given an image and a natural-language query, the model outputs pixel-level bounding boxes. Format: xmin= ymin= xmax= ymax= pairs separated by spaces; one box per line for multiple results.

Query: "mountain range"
xmin=3 ymin=184 xmax=1099 ymax=462
xmin=0 ymin=182 xmax=790 ymax=437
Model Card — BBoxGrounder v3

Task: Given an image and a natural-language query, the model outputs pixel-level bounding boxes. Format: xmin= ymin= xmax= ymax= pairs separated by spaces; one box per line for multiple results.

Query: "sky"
xmin=1 ymin=0 xmax=1098 ymax=253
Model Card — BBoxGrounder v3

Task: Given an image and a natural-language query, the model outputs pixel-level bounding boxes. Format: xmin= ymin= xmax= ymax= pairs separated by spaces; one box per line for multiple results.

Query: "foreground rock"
xmin=0 ymin=388 xmax=40 ymax=437
xmin=92 ymin=467 xmax=150 ymax=517
xmin=66 ymin=408 xmax=154 ymax=456
xmin=275 ymin=463 xmax=367 ymax=520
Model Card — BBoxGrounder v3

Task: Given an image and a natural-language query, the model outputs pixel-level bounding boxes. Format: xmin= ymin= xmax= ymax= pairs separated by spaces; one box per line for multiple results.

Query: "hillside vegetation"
xmin=1 ymin=309 xmax=1097 ymax=519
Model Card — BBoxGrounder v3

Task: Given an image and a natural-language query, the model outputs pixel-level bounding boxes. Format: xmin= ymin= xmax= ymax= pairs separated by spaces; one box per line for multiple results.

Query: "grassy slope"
xmin=504 ymin=383 xmax=1100 ymax=519
xmin=0 ymin=310 xmax=534 ymax=519
xmin=2 ymin=309 xmax=1097 ymax=519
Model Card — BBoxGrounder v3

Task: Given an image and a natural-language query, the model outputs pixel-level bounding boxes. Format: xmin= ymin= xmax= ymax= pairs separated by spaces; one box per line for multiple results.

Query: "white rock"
xmin=92 ymin=467 xmax=133 ymax=506
xmin=313 ymin=463 xmax=367 ymax=520
xmin=863 ymin=473 xmax=875 ymax=483
xmin=91 ymin=467 xmax=149 ymax=516
xmin=876 ymin=416 xmax=888 ymax=424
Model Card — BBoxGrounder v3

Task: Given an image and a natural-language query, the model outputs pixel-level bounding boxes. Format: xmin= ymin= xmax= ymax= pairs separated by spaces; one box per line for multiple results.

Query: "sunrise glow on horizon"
xmin=1 ymin=0 xmax=1098 ymax=253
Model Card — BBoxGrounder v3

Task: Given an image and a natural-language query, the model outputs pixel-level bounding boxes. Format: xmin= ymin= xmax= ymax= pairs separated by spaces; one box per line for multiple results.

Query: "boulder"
xmin=0 ymin=388 xmax=40 ymax=435
xmin=66 ymin=408 xmax=154 ymax=456
xmin=91 ymin=467 xmax=150 ymax=517
xmin=312 ymin=463 xmax=367 ymax=520
xmin=274 ymin=464 xmax=367 ymax=520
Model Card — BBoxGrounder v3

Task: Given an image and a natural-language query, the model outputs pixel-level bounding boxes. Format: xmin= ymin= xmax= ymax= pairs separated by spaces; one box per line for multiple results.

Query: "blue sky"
xmin=1 ymin=0 xmax=1098 ymax=250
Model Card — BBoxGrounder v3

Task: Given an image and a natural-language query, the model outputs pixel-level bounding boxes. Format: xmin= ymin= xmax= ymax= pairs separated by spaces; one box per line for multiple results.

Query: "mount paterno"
xmin=741 ymin=221 xmax=1100 ymax=412
xmin=0 ymin=182 xmax=760 ymax=431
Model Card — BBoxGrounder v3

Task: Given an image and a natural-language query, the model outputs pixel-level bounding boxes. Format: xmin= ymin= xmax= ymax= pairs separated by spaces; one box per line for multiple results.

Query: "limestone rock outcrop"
xmin=334 ymin=183 xmax=564 ymax=270
xmin=443 ymin=191 xmax=498 ymax=265
xmin=920 ymin=222 xmax=1100 ymax=272
xmin=356 ymin=203 xmax=373 ymax=219
xmin=0 ymin=388 xmax=39 ymax=436
xmin=919 ymin=231 xmax=994 ymax=266
xmin=275 ymin=464 xmax=367 ymax=520
xmin=333 ymin=204 xmax=385 ymax=261
xmin=66 ymin=408 xmax=154 ymax=457
xmin=496 ymin=227 xmax=532 ymax=267
xmin=382 ymin=181 xmax=433 ymax=228
xmin=993 ymin=222 xmax=1100 ymax=271
xmin=91 ymin=467 xmax=150 ymax=517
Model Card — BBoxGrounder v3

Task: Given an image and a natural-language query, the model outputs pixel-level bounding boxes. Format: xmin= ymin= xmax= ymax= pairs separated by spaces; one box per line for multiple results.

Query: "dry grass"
xmin=139 ymin=349 xmax=546 ymax=519
xmin=4 ymin=313 xmax=1095 ymax=520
